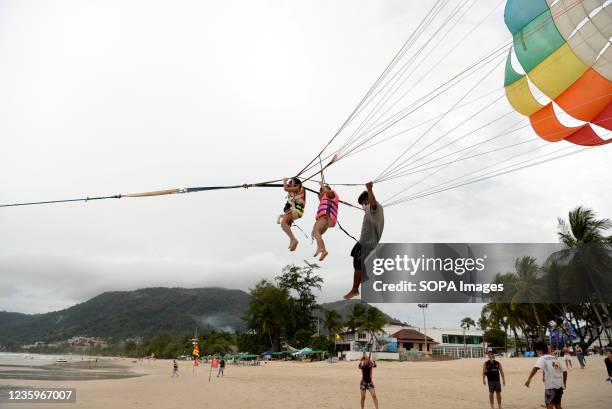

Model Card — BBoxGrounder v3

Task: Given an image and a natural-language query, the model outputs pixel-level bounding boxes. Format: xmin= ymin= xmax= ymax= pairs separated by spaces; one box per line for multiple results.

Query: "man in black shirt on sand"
xmin=483 ymin=350 xmax=505 ymax=409
xmin=359 ymin=354 xmax=379 ymax=409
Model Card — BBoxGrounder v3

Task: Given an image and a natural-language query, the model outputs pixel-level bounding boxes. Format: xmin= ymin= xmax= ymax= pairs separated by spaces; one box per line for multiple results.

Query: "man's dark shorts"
xmin=350 ymin=242 xmax=376 ymax=283
xmin=360 ymin=381 xmax=375 ymax=390
xmin=544 ymin=388 xmax=563 ymax=405
xmin=351 ymin=242 xmax=361 ymax=271
xmin=488 ymin=381 xmax=501 ymax=393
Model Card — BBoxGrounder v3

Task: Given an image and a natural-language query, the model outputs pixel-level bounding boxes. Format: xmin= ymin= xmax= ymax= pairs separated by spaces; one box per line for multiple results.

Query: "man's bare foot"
xmin=289 ymin=239 xmax=298 ymax=251
xmin=314 ymin=248 xmax=322 ymax=258
xmin=319 ymin=250 xmax=328 ymax=261
xmin=343 ymin=289 xmax=359 ymax=300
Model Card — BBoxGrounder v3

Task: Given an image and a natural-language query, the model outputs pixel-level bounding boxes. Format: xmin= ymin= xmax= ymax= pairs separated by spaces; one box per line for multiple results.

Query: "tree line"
xmin=480 ymin=206 xmax=612 ymax=352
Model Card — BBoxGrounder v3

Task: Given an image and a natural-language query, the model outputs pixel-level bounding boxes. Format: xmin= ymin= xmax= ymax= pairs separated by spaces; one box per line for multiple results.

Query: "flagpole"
xmin=208 ymin=354 xmax=214 ymax=382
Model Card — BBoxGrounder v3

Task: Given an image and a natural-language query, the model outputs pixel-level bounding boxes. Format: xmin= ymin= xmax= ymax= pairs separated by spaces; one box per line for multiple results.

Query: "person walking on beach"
xmin=171 ymin=360 xmax=179 ymax=378
xmin=604 ymin=349 xmax=612 ymax=383
xmin=575 ymin=345 xmax=586 ymax=369
xmin=358 ymin=354 xmax=379 ymax=409
xmin=217 ymin=357 xmax=225 ymax=378
xmin=483 ymin=350 xmax=505 ymax=409
xmin=344 ymin=182 xmax=384 ymax=299
xmin=525 ymin=342 xmax=567 ymax=409
xmin=561 ymin=345 xmax=572 ymax=369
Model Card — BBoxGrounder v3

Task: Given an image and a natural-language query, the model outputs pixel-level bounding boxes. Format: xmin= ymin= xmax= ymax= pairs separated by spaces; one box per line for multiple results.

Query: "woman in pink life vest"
xmin=312 ymin=181 xmax=339 ymax=261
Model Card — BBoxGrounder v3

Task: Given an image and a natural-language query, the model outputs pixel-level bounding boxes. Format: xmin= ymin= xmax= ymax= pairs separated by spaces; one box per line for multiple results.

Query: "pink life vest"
xmin=316 ymin=190 xmax=339 ymax=227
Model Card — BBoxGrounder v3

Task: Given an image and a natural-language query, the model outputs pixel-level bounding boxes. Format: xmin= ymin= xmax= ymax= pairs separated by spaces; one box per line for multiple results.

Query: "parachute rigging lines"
xmin=3 ymin=0 xmax=611 ymax=211
xmin=296 ymin=0 xmax=611 ymax=206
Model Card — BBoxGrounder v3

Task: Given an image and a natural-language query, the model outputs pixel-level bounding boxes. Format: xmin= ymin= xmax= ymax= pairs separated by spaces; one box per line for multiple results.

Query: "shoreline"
xmin=0 ymin=359 xmax=144 ymax=381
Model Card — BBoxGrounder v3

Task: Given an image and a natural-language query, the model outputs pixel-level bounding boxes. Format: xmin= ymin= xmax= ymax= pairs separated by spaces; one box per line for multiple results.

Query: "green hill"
xmin=0 ymin=287 xmax=250 ymax=346
xmin=0 ymin=288 xmax=397 ymax=347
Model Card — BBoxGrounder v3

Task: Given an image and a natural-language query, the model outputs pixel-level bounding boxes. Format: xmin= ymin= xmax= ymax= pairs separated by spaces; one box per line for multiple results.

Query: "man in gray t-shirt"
xmin=344 ymin=181 xmax=384 ymax=299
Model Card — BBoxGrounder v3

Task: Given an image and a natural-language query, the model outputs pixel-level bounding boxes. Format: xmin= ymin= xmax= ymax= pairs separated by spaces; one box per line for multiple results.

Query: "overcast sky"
xmin=1 ymin=0 xmax=611 ymax=329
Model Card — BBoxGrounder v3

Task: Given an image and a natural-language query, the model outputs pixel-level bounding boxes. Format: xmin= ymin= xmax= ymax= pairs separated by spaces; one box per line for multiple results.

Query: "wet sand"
xmin=0 ymin=360 xmax=143 ymax=381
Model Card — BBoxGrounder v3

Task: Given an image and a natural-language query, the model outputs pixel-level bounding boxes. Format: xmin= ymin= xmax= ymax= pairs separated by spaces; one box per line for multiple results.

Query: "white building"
xmin=337 ymin=320 xmax=411 ymax=353
xmin=412 ymin=326 xmax=486 ymax=358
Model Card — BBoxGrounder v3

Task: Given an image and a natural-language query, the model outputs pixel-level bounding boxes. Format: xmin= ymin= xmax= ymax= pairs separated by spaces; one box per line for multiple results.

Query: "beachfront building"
xmin=412 ymin=327 xmax=486 ymax=358
xmin=337 ymin=321 xmax=485 ymax=359
xmin=336 ymin=320 xmax=411 ymax=353
xmin=391 ymin=328 xmax=438 ymax=354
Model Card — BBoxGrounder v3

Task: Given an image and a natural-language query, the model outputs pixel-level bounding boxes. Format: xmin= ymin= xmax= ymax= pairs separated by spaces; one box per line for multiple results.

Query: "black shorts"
xmin=360 ymin=381 xmax=375 ymax=390
xmin=351 ymin=242 xmax=362 ymax=271
xmin=488 ymin=381 xmax=501 ymax=393
xmin=544 ymin=388 xmax=563 ymax=405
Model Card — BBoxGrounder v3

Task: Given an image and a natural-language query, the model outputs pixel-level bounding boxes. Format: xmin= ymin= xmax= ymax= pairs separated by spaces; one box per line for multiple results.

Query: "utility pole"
xmin=418 ymin=304 xmax=429 ymax=354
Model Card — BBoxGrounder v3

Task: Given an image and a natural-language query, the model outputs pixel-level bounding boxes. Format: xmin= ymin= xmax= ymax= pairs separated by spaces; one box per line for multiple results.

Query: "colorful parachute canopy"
xmin=503 ymin=0 xmax=612 ymax=146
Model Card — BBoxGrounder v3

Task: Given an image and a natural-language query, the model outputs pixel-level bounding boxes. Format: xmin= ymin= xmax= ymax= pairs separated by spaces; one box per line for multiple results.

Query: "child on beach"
xmin=525 ymin=342 xmax=567 ymax=409
xmin=482 ymin=350 xmax=505 ymax=409
xmin=278 ymin=177 xmax=306 ymax=251
xmin=312 ymin=181 xmax=339 ymax=261
xmin=358 ymin=354 xmax=379 ymax=409
xmin=561 ymin=345 xmax=572 ymax=369
xmin=171 ymin=360 xmax=179 ymax=378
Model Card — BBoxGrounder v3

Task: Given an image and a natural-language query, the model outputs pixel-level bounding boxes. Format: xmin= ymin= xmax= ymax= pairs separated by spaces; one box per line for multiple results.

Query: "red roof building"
xmin=392 ymin=328 xmax=439 ymax=354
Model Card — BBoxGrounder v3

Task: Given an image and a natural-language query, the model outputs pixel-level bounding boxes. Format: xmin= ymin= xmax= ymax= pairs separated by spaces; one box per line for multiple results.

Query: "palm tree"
xmin=558 ymin=206 xmax=612 ymax=338
xmin=346 ymin=303 xmax=367 ymax=332
xmin=510 ymin=256 xmax=544 ymax=339
xmin=358 ymin=306 xmax=388 ymax=357
xmin=558 ymin=206 xmax=612 ymax=246
xmin=323 ymin=309 xmax=343 ymax=340
xmin=460 ymin=317 xmax=476 ymax=358
xmin=322 ymin=309 xmax=343 ymax=355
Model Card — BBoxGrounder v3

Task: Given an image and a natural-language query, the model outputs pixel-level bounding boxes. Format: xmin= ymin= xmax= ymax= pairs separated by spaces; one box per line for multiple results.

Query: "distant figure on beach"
xmin=358 ymin=354 xmax=379 ymax=409
xmin=482 ymin=350 xmax=505 ymax=409
xmin=605 ymin=349 xmax=612 ymax=383
xmin=524 ymin=342 xmax=567 ymax=409
xmin=278 ymin=177 xmax=306 ymax=251
xmin=217 ymin=357 xmax=225 ymax=377
xmin=312 ymin=181 xmax=339 ymax=261
xmin=171 ymin=360 xmax=179 ymax=378
xmin=575 ymin=346 xmax=586 ymax=369
xmin=561 ymin=345 xmax=572 ymax=369
xmin=344 ymin=181 xmax=384 ymax=300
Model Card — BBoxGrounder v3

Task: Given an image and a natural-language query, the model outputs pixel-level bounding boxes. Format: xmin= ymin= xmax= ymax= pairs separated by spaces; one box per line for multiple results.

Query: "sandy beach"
xmin=1 ymin=357 xmax=610 ymax=409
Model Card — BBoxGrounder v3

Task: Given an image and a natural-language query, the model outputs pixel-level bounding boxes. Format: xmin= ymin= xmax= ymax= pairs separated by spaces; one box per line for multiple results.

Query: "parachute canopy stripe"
xmin=527 ymin=43 xmax=589 ymax=101
xmin=513 ymin=10 xmax=566 ymax=73
xmin=530 ymin=103 xmax=586 ymax=142
xmin=504 ymin=73 xmax=545 ymax=116
xmin=565 ymin=121 xmax=612 ymax=145
xmin=549 ymin=0 xmax=612 ymax=79
xmin=554 ymin=67 xmax=612 ymax=123
xmin=590 ymin=100 xmax=612 ymax=130
xmin=504 ymin=0 xmax=550 ymax=35
xmin=504 ymin=49 xmax=524 ymax=86
xmin=529 ymin=102 xmax=612 ymax=146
